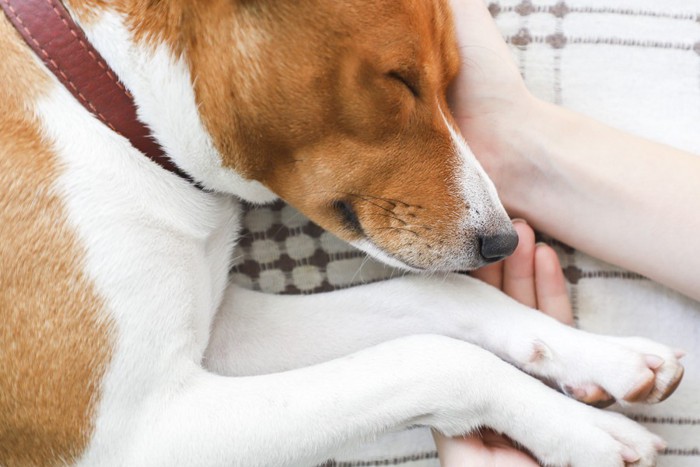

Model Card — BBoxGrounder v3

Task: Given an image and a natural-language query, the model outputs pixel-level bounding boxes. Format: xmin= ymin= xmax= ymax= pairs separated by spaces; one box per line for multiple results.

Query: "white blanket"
xmin=231 ymin=1 xmax=700 ymax=465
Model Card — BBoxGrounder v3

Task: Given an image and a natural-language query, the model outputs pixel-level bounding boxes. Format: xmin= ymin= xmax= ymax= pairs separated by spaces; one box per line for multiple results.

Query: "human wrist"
xmin=498 ymin=100 xmax=588 ymax=228
xmin=465 ymin=96 xmax=565 ymax=220
xmin=510 ymin=99 xmax=566 ymax=207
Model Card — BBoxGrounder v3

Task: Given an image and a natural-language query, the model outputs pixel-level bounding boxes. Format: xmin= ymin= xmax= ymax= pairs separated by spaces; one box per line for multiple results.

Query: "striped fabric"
xmin=230 ymin=1 xmax=700 ymax=465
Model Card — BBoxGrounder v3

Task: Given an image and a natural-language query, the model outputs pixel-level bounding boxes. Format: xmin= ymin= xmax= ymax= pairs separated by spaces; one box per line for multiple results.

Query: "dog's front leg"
xmin=207 ymin=274 xmax=682 ymax=406
xmin=134 ymin=335 xmax=660 ymax=467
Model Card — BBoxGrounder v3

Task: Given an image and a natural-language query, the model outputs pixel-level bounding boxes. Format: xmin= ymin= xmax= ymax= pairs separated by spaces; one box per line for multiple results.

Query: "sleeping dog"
xmin=0 ymin=0 xmax=683 ymax=465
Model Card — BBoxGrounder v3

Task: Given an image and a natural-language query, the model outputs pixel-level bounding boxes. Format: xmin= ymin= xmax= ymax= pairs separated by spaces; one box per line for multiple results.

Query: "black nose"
xmin=479 ymin=230 xmax=519 ymax=262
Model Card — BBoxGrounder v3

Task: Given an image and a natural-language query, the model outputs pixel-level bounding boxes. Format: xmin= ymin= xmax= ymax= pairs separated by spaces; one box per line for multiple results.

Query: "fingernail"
xmin=511 ymin=218 xmax=528 ymax=225
xmin=621 ymin=446 xmax=640 ymax=463
xmin=674 ymin=349 xmax=687 ymax=359
xmin=645 ymin=355 xmax=665 ymax=370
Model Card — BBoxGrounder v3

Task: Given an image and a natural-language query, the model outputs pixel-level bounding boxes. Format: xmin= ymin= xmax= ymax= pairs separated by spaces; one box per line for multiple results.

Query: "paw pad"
xmin=564 ymin=383 xmax=615 ymax=407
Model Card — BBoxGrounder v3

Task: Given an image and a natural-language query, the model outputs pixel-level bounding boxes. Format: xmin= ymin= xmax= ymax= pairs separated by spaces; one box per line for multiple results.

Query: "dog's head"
xmin=182 ymin=0 xmax=517 ymax=271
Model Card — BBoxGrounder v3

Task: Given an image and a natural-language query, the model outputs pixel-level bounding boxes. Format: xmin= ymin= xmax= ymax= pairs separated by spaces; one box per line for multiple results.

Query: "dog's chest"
xmin=36 ymin=80 xmax=242 ymax=360
xmin=55 ymin=129 xmax=242 ymax=460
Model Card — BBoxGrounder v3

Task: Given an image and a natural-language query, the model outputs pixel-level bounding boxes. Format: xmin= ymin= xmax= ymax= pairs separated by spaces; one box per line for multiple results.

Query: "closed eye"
xmin=387 ymin=71 xmax=420 ymax=98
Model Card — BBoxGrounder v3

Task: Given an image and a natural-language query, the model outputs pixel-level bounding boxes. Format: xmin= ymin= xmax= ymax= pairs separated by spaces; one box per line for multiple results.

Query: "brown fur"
xmin=68 ymin=0 xmax=466 ymax=269
xmin=190 ymin=0 xmax=465 ymax=269
xmin=0 ymin=14 xmax=113 ymax=467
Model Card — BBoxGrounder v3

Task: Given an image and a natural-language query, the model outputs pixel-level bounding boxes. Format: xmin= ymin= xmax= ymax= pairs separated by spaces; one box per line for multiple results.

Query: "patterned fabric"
xmin=230 ymin=1 xmax=700 ymax=465
xmin=231 ymin=201 xmax=396 ymax=295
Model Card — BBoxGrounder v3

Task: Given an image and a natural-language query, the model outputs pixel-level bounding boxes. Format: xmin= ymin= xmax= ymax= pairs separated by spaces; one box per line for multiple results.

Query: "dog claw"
xmin=649 ymin=365 xmax=684 ymax=403
xmin=623 ymin=371 xmax=656 ymax=403
xmin=674 ymin=349 xmax=687 ymax=359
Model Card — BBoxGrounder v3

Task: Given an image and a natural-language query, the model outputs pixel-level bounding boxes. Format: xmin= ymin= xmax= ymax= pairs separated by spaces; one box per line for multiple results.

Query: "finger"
xmin=534 ymin=243 xmax=574 ymax=326
xmin=471 ymin=261 xmax=504 ymax=290
xmin=433 ymin=431 xmax=488 ymax=465
xmin=502 ymin=221 xmax=537 ymax=308
xmin=436 ymin=432 xmax=539 ymax=466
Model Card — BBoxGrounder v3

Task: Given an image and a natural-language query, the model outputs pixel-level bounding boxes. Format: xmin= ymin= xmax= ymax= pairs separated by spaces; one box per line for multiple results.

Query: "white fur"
xmin=25 ymin=7 xmax=681 ymax=467
xmin=36 ymin=72 xmax=240 ymax=464
xmin=440 ymin=105 xmax=510 ymax=234
xmin=351 ymin=238 xmax=418 ymax=271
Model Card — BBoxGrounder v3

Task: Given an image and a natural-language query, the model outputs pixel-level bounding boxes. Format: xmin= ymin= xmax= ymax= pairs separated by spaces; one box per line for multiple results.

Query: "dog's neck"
xmin=61 ymin=0 xmax=278 ymax=202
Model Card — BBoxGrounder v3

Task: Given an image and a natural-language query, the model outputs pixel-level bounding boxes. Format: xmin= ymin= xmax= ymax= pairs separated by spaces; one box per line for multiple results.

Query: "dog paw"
xmin=425 ymin=335 xmax=668 ymax=467
xmin=564 ymin=409 xmax=666 ymax=467
xmin=535 ymin=406 xmax=665 ymax=467
xmin=543 ymin=334 xmax=685 ymax=406
xmin=609 ymin=337 xmax=685 ymax=404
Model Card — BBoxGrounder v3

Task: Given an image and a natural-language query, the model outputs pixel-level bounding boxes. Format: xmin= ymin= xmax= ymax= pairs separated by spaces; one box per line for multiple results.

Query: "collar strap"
xmin=1 ymin=0 xmax=197 ymax=186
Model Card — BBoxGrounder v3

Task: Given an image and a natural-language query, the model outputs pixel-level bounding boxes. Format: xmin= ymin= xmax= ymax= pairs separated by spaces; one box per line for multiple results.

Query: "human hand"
xmin=447 ymin=0 xmax=531 ymax=121
xmin=447 ymin=0 xmax=544 ymax=210
xmin=434 ymin=220 xmax=573 ymax=466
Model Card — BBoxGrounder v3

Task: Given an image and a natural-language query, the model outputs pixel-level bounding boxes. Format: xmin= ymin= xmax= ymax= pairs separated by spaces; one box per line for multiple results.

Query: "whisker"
xmin=372 ymin=227 xmax=421 ymax=237
xmin=364 ymin=214 xmax=434 ymax=232
xmin=335 ymin=191 xmax=424 ymax=211
xmin=441 ymin=270 xmax=450 ymax=284
xmin=351 ymin=193 xmax=401 ymax=207
xmin=363 ymin=212 xmax=408 ymax=225
xmin=350 ymin=253 xmax=372 ymax=284
xmin=300 ymin=189 xmax=421 ymax=213
xmin=271 ymin=210 xmax=303 ymax=238
xmin=229 ymin=254 xmax=245 ymax=264
xmin=343 ymin=194 xmax=397 ymax=214
xmin=348 ymin=192 xmax=416 ymax=208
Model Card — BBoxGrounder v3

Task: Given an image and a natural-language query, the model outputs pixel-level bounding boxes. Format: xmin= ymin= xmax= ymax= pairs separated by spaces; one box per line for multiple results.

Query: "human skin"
xmin=448 ymin=0 xmax=700 ymax=301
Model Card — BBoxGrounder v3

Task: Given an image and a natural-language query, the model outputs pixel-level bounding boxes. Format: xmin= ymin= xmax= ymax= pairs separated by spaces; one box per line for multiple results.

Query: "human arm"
xmin=448 ymin=0 xmax=700 ymax=301
xmin=472 ymin=101 xmax=700 ymax=302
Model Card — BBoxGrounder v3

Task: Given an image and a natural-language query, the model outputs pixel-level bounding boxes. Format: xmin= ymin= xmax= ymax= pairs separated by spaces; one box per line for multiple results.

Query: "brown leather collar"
xmin=1 ymin=0 xmax=198 ymax=187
